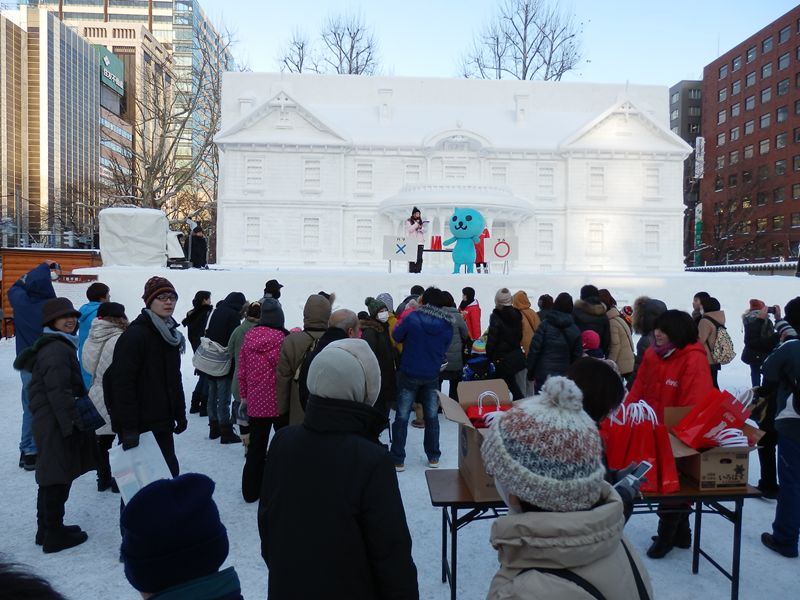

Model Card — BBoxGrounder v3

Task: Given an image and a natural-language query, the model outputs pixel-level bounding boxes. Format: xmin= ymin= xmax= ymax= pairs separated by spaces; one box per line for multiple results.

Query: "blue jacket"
xmin=7 ymin=263 xmax=56 ymax=356
xmin=393 ymin=305 xmax=453 ymax=380
xmin=78 ymin=301 xmax=101 ymax=389
xmin=762 ymin=337 xmax=800 ymax=443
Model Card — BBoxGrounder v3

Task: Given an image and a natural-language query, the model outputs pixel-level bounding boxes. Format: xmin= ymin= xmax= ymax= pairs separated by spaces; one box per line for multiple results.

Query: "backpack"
xmin=702 ymin=315 xmax=736 ymax=365
xmin=293 ymin=332 xmax=320 ymax=383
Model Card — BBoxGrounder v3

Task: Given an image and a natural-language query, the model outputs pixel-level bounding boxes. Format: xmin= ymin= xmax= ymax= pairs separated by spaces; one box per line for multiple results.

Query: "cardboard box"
xmin=439 ymin=379 xmax=512 ymax=502
xmin=664 ymin=406 xmax=763 ymax=490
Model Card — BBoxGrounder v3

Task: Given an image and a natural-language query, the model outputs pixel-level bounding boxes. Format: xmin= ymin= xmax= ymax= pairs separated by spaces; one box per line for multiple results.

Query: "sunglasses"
xmin=155 ymin=293 xmax=178 ymax=302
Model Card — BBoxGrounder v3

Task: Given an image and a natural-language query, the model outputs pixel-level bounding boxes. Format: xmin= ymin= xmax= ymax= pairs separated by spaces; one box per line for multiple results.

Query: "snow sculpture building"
xmin=215 ymin=73 xmax=692 ymax=271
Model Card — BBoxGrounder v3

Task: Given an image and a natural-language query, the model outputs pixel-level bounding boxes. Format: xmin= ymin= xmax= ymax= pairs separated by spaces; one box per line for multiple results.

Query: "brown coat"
xmin=697 ymin=309 xmax=726 ymax=365
xmin=487 ymin=484 xmax=653 ymax=600
xmin=606 ymin=307 xmax=635 ymax=375
xmin=276 ymin=295 xmax=331 ymax=424
xmin=512 ymin=291 xmax=540 ymax=358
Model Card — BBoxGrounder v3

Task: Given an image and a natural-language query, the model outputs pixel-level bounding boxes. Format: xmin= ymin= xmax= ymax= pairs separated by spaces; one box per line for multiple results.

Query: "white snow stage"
xmin=1 ymin=265 xmax=798 ymax=599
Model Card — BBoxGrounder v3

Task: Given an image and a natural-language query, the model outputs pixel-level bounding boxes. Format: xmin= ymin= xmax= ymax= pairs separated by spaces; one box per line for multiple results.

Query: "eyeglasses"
xmin=155 ymin=293 xmax=178 ymax=302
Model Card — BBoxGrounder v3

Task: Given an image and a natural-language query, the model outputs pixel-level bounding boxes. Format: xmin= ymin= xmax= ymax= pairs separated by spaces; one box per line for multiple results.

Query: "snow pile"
xmin=1 ymin=266 xmax=796 ymax=599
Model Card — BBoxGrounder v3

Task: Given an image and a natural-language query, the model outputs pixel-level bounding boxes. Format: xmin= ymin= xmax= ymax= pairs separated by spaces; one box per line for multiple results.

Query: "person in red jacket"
xmin=474 ymin=227 xmax=490 ymax=273
xmin=627 ymin=309 xmax=714 ymax=559
xmin=459 ymin=286 xmax=482 ymax=340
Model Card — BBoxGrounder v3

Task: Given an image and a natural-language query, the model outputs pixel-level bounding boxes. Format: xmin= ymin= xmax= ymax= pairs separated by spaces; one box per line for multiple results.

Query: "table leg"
xmin=692 ymin=500 xmax=702 ymax=574
xmin=451 ymin=506 xmax=458 ymax=600
xmin=730 ymin=498 xmax=744 ymax=600
xmin=441 ymin=507 xmax=447 ymax=583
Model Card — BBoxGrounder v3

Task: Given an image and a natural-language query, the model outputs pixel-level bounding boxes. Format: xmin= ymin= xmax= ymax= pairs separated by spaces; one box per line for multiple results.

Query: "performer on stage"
xmin=406 ymin=207 xmax=425 ymax=273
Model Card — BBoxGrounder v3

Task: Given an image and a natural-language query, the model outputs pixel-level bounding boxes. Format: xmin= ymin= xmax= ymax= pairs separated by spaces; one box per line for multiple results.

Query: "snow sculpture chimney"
xmin=239 ymin=95 xmax=256 ymax=117
xmin=379 ymin=88 xmax=393 ymax=123
xmin=515 ymin=94 xmax=529 ymax=123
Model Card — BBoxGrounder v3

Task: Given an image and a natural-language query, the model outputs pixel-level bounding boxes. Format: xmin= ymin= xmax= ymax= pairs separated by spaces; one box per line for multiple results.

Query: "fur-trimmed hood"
xmin=574 ymin=298 xmax=606 ymax=317
xmin=632 ymin=296 xmax=667 ymax=335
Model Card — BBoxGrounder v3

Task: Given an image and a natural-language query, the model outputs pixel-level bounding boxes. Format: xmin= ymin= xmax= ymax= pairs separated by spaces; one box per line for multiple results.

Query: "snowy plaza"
xmin=1 ymin=265 xmax=798 ymax=598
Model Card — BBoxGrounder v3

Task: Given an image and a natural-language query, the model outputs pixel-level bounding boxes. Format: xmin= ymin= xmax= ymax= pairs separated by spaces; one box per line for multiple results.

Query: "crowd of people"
xmin=6 ymin=261 xmax=800 ymax=598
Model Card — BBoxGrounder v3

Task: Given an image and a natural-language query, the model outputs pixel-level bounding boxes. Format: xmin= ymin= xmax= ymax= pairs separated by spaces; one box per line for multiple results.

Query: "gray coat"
xmin=442 ymin=306 xmax=470 ymax=371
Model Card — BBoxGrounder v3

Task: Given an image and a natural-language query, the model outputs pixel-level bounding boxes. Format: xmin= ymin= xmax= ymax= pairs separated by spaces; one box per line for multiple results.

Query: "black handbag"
xmin=73 ymin=395 xmax=105 ymax=432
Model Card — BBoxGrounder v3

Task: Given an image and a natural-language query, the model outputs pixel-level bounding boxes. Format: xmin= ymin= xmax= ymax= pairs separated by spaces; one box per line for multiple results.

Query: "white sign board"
xmin=383 ymin=235 xmax=411 ymax=260
xmin=486 ymin=237 xmax=518 ymax=262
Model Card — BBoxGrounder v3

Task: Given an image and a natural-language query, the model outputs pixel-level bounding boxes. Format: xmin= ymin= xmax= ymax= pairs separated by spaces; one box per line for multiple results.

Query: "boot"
xmin=647 ymin=514 xmax=680 ymax=559
xmin=35 ymin=489 xmax=80 ymax=545
xmin=219 ymin=424 xmax=241 ymax=445
xmin=43 ymin=526 xmax=88 ymax=553
xmin=674 ymin=514 xmax=692 ymax=549
xmin=209 ymin=420 xmax=221 ymax=440
xmin=40 ymin=485 xmax=87 ymax=553
xmin=189 ymin=391 xmax=204 ymax=414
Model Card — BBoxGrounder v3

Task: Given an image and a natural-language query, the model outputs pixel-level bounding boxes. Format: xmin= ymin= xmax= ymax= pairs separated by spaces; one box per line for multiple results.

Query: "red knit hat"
xmin=142 ymin=276 xmax=177 ymax=307
xmin=581 ymin=330 xmax=601 ymax=351
xmin=749 ymin=299 xmax=766 ymax=311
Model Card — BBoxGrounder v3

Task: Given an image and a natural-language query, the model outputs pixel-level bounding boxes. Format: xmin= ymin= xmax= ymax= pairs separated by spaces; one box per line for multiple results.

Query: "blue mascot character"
xmin=443 ymin=208 xmax=486 ymax=274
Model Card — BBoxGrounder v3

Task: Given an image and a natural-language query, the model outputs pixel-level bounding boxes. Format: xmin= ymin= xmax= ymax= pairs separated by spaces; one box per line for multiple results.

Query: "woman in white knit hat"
xmin=481 ymin=377 xmax=653 ymax=600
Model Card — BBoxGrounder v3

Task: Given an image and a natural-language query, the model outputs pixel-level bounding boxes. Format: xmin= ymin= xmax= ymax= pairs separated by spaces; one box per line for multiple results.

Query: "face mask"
xmin=50 ymin=271 xmax=59 ymax=281
xmin=377 ymin=311 xmax=389 ymax=323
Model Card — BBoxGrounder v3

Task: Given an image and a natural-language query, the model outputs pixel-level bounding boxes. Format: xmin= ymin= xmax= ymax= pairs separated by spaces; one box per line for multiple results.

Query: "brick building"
xmin=699 ymin=6 xmax=800 ymax=264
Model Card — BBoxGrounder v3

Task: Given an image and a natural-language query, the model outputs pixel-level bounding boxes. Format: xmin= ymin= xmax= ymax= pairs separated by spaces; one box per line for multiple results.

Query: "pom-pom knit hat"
xmin=481 ymin=376 xmax=606 ymax=512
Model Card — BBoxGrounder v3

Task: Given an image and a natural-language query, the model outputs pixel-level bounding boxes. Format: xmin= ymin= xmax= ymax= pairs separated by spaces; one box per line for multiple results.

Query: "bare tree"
xmin=106 ymin=27 xmax=236 ymax=211
xmin=277 ymin=13 xmax=379 ymax=75
xmin=278 ymin=28 xmax=318 ymax=73
xmin=462 ymin=0 xmax=582 ymax=81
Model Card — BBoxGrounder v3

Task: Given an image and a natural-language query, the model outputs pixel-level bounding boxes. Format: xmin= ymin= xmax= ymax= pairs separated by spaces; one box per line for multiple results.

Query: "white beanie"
xmin=306 ymin=338 xmax=381 ymax=406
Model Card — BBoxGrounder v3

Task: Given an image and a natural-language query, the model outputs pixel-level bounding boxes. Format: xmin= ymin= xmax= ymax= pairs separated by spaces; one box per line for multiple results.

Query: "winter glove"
xmin=174 ymin=418 xmax=188 ymax=435
xmin=121 ymin=430 xmax=140 ymax=450
xmin=236 ymin=400 xmax=249 ymax=425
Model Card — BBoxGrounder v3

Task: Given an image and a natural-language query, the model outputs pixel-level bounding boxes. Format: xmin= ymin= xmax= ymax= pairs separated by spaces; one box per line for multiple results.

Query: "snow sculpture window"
xmin=644 ymin=224 xmax=660 ymax=254
xmin=537 ymin=223 xmax=554 ymax=254
xmin=244 ymin=155 xmax=264 ymax=188
xmin=491 ymin=165 xmax=508 ymax=184
xmin=302 ymin=217 xmax=320 ymax=249
xmin=588 ymin=223 xmax=604 ymax=254
xmin=644 ymin=167 xmax=661 ymax=198
xmin=355 ymin=218 xmax=373 ymax=250
xmin=588 ymin=167 xmax=605 ymax=196
xmin=444 ymin=164 xmax=467 ymax=180
xmin=303 ymin=159 xmax=321 ymax=191
xmin=244 ymin=216 xmax=261 ymax=248
xmin=538 ymin=166 xmax=554 ymax=197
xmin=355 ymin=163 xmax=373 ymax=193
xmin=404 ymin=163 xmax=421 ymax=183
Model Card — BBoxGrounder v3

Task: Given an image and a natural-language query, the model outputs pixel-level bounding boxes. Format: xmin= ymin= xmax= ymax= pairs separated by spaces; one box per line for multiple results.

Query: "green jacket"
xmin=150 ymin=567 xmax=242 ymax=600
xmin=228 ymin=318 xmax=258 ymax=401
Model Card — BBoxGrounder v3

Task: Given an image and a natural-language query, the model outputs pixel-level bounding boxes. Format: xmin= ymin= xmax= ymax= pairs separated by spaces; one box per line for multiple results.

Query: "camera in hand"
xmin=767 ymin=306 xmax=777 ymax=314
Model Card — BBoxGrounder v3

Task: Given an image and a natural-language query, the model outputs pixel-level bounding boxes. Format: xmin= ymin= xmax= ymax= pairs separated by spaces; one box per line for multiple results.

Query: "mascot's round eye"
xmin=452 ymin=216 xmax=457 ymax=222
xmin=466 ymin=215 xmax=472 ymax=221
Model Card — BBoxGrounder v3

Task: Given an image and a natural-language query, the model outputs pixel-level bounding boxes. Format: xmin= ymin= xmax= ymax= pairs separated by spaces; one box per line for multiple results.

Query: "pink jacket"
xmin=238 ymin=326 xmax=286 ymax=418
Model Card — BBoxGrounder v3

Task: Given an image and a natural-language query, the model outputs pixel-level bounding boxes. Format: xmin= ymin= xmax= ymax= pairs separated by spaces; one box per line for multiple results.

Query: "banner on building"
xmin=694 ymin=136 xmax=705 ymax=180
xmin=486 ymin=237 xmax=518 ymax=262
xmin=383 ymin=236 xmax=411 ymax=260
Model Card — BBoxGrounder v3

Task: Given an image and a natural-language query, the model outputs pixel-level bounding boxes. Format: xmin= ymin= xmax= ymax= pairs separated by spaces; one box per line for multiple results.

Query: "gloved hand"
xmin=174 ymin=418 xmax=187 ymax=435
xmin=121 ymin=430 xmax=140 ymax=450
xmin=237 ymin=400 xmax=248 ymax=423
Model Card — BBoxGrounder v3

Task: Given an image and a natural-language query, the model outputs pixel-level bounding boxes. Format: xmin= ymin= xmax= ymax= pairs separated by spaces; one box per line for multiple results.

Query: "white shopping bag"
xmin=109 ymin=431 xmax=172 ymax=504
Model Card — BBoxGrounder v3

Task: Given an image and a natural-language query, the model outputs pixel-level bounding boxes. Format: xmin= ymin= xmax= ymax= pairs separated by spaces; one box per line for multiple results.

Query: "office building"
xmin=700 ymin=5 xmax=800 ymax=264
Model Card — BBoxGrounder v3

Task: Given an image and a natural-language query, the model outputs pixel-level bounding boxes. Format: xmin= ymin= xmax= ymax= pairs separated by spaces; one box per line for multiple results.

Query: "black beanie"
xmin=784 ymin=297 xmax=800 ymax=330
xmin=259 ymin=298 xmax=285 ymax=329
xmin=121 ymin=474 xmax=228 ymax=593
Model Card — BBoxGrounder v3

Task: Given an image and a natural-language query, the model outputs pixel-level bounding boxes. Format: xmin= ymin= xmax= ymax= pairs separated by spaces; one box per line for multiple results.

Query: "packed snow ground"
xmin=1 ymin=264 xmax=798 ymax=599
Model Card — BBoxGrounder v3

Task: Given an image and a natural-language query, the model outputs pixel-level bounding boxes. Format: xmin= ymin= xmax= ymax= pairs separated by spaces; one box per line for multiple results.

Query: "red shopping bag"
xmin=673 ymin=389 xmax=751 ymax=450
xmin=600 ymin=412 xmax=632 ymax=471
xmin=654 ymin=423 xmax=680 ymax=493
xmin=624 ymin=419 xmax=659 ymax=493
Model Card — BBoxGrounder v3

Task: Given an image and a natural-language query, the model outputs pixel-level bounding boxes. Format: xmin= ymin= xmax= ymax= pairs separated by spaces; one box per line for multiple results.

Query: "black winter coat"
xmin=259 ymin=396 xmax=419 ymax=600
xmin=205 ymin=292 xmax=246 ymax=347
xmin=360 ymin=318 xmax=398 ymax=417
xmin=107 ymin=311 xmax=186 ymax=435
xmin=573 ymin=298 xmax=611 ymax=354
xmin=24 ymin=335 xmax=96 ymax=486
xmin=486 ymin=306 xmax=524 ymax=375
xmin=185 ymin=234 xmax=208 ymax=268
xmin=181 ymin=304 xmax=213 ymax=352
xmin=527 ymin=310 xmax=583 ymax=383
xmin=742 ymin=313 xmax=778 ymax=366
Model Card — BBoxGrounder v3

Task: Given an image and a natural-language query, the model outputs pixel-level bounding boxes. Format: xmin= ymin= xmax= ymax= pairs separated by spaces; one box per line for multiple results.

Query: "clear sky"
xmin=199 ymin=0 xmax=799 ymax=87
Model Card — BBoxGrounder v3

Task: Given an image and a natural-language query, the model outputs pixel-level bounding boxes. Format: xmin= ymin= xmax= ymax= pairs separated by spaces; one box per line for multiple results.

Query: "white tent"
xmin=99 ymin=207 xmax=171 ymax=267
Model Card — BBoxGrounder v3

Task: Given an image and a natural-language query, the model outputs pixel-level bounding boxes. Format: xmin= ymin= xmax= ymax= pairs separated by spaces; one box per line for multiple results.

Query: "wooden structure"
xmin=1 ymin=248 xmax=102 ymax=337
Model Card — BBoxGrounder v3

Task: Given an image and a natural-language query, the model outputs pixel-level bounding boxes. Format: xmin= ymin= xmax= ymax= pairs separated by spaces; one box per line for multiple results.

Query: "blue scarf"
xmin=43 ymin=326 xmax=79 ymax=349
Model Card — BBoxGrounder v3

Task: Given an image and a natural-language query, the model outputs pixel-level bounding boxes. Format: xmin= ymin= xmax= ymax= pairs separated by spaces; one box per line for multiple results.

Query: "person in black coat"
xmin=527 ymin=292 xmax=583 ymax=392
xmin=204 ymin=291 xmax=246 ymax=443
xmin=361 ymin=298 xmax=399 ymax=419
xmin=181 ymin=290 xmax=212 ymax=415
xmin=259 ymin=338 xmax=419 ymax=600
xmin=107 ymin=277 xmax=187 ymax=477
xmin=572 ymin=284 xmax=611 ymax=355
xmin=185 ymin=226 xmax=208 ymax=268
xmin=486 ymin=288 xmax=525 ymax=400
xmin=13 ymin=298 xmax=96 ymax=553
